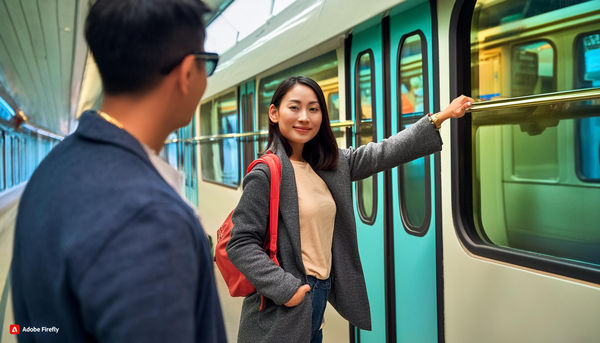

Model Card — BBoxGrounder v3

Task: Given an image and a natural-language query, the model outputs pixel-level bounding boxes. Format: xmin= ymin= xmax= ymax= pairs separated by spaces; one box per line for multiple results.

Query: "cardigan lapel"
xmin=270 ymin=139 xmax=306 ymax=275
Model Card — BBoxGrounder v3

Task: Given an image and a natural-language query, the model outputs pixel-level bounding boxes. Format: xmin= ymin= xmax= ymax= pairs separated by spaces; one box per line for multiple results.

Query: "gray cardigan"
xmin=227 ymin=115 xmax=442 ymax=342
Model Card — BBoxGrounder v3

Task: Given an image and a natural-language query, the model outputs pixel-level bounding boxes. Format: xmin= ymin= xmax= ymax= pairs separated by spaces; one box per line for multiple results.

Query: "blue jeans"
xmin=306 ymin=275 xmax=331 ymax=343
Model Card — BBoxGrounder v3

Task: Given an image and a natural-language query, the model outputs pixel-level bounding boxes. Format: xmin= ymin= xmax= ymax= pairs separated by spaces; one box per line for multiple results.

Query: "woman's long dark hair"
xmin=268 ymin=76 xmax=338 ymax=170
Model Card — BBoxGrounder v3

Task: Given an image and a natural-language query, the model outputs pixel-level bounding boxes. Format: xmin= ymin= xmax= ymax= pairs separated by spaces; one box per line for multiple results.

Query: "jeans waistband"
xmin=306 ymin=275 xmax=331 ymax=290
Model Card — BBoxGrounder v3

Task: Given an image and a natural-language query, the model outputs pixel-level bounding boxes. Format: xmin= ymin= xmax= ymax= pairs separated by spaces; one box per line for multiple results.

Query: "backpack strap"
xmin=246 ymin=151 xmax=281 ymax=266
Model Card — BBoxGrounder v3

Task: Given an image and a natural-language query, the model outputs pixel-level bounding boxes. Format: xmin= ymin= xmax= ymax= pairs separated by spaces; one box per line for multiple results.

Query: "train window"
xmin=355 ymin=50 xmax=377 ymax=225
xmin=190 ymin=116 xmax=198 ymax=206
xmin=327 ymin=93 xmax=340 ymax=120
xmin=467 ymin=0 xmax=600 ymax=272
xmin=0 ymin=97 xmax=15 ymax=121
xmin=176 ymin=115 xmax=199 ymax=206
xmin=13 ymin=136 xmax=19 ymax=185
xmin=575 ymin=32 xmax=600 ymax=182
xmin=5 ymin=135 xmax=11 ymax=189
xmin=0 ymin=131 xmax=4 ymax=191
xmin=511 ymin=41 xmax=555 ymax=97
xmin=397 ymin=33 xmax=430 ymax=234
xmin=240 ymin=81 xmax=256 ymax=173
xmin=22 ymin=138 xmax=27 ymax=182
xmin=200 ymin=91 xmax=240 ymax=187
xmin=258 ymin=51 xmax=339 ymax=155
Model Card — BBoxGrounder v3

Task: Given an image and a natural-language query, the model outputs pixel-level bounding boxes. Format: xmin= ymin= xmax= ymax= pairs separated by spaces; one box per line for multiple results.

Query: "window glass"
xmin=575 ymin=32 xmax=600 ymax=182
xmin=398 ymin=33 xmax=429 ymax=232
xmin=511 ymin=125 xmax=558 ymax=180
xmin=5 ymin=135 xmax=11 ymax=188
xmin=399 ymin=35 xmax=425 ymax=115
xmin=511 ymin=41 xmax=555 ymax=97
xmin=576 ymin=117 xmax=600 ymax=181
xmin=0 ymin=132 xmax=4 ymax=191
xmin=356 ymin=51 xmax=376 ymax=223
xmin=200 ymin=91 xmax=240 ymax=186
xmin=470 ymin=0 xmax=592 ymax=99
xmin=13 ymin=136 xmax=18 ymax=185
xmin=470 ymin=0 xmax=600 ymax=267
xmin=240 ymin=82 xmax=256 ymax=173
xmin=0 ymin=97 xmax=15 ymax=121
xmin=258 ymin=51 xmax=339 ymax=154
xmin=21 ymin=138 xmax=27 ymax=182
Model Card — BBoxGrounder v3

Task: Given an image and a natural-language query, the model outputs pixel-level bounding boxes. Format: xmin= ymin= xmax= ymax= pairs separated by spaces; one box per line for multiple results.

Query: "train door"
xmin=350 ymin=18 xmax=387 ymax=343
xmin=350 ymin=2 xmax=440 ymax=342
xmin=239 ymin=79 xmax=256 ymax=171
xmin=389 ymin=2 xmax=440 ymax=342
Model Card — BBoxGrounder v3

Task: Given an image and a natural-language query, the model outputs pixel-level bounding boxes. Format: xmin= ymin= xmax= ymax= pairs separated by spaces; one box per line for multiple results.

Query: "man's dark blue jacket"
xmin=11 ymin=111 xmax=227 ymax=342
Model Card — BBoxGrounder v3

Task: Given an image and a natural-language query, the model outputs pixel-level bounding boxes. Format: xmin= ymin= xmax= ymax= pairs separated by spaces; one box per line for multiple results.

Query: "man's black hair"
xmin=85 ymin=0 xmax=211 ymax=95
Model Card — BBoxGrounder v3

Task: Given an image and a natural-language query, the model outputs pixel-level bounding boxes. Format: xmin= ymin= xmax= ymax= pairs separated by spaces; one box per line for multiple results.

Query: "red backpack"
xmin=214 ymin=152 xmax=281 ymax=297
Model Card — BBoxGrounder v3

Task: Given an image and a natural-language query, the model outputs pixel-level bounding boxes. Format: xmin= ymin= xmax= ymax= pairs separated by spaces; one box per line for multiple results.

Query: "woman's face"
xmin=269 ymin=84 xmax=322 ymax=156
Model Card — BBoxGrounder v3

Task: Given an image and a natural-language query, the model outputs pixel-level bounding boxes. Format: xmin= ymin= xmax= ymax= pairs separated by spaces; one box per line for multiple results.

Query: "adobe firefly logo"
xmin=10 ymin=324 xmax=20 ymax=334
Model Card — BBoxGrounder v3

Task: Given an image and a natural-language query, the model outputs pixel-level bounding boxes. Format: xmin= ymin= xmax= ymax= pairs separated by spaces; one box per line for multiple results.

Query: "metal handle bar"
xmin=165 ymin=120 xmax=355 ymax=144
xmin=467 ymin=88 xmax=600 ymax=113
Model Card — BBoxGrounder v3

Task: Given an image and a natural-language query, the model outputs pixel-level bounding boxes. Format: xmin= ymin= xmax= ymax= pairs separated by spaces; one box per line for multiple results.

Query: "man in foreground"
xmin=11 ymin=0 xmax=226 ymax=342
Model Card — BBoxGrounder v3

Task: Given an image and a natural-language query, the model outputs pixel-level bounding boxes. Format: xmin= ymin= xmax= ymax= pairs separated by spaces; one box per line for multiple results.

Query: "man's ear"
xmin=268 ymin=104 xmax=279 ymax=123
xmin=176 ymin=55 xmax=197 ymax=95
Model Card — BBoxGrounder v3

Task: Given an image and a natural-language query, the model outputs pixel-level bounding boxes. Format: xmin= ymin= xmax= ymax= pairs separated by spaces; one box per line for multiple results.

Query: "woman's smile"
xmin=293 ymin=126 xmax=312 ymax=134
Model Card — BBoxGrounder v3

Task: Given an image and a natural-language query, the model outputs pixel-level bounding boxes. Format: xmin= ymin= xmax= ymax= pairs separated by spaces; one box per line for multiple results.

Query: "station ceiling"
xmin=0 ymin=0 xmax=230 ymax=136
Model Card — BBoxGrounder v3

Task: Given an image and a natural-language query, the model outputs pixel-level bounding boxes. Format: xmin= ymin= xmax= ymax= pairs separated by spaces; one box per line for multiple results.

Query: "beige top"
xmin=291 ymin=160 xmax=336 ymax=280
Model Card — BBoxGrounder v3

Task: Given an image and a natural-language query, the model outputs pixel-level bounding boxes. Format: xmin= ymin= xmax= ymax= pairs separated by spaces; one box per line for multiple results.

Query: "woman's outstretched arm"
xmin=345 ymin=95 xmax=473 ymax=181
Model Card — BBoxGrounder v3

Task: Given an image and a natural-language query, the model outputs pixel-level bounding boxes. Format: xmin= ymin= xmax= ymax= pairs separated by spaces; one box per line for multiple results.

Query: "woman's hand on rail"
xmin=437 ymin=95 xmax=475 ymax=123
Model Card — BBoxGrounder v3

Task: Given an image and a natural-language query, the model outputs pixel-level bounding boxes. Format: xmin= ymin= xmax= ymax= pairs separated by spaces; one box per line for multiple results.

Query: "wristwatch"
xmin=428 ymin=113 xmax=442 ymax=130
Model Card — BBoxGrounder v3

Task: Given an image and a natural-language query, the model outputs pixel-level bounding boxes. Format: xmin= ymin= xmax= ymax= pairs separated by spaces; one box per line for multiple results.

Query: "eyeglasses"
xmin=160 ymin=51 xmax=219 ymax=76
xmin=193 ymin=52 xmax=219 ymax=76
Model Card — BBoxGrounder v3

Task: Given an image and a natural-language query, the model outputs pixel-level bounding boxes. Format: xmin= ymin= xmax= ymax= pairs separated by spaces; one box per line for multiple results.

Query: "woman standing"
xmin=227 ymin=76 xmax=472 ymax=342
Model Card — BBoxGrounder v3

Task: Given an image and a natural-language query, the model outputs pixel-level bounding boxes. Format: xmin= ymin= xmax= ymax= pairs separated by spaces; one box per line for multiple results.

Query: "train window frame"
xmin=354 ymin=49 xmax=378 ymax=225
xmin=450 ymin=0 xmax=600 ymax=284
xmin=396 ymin=30 xmax=432 ymax=236
xmin=199 ymin=89 xmax=241 ymax=189
xmin=574 ymin=30 xmax=600 ymax=183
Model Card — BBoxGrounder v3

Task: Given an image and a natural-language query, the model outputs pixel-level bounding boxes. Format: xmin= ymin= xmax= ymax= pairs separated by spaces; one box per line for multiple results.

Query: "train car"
xmin=164 ymin=0 xmax=600 ymax=341
xmin=0 ymin=0 xmax=598 ymax=342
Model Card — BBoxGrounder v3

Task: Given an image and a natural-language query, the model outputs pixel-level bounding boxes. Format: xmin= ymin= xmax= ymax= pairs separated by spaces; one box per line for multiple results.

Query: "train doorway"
xmin=350 ymin=1 xmax=440 ymax=342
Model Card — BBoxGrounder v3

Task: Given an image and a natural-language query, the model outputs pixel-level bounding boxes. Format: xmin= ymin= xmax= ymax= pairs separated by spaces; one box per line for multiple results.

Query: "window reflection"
xmin=356 ymin=51 xmax=376 ymax=223
xmin=200 ymin=91 xmax=240 ymax=186
xmin=470 ymin=0 xmax=600 ymax=267
xmin=511 ymin=41 xmax=555 ymax=97
xmin=576 ymin=32 xmax=600 ymax=182
xmin=398 ymin=33 xmax=429 ymax=233
xmin=400 ymin=35 xmax=424 ymax=116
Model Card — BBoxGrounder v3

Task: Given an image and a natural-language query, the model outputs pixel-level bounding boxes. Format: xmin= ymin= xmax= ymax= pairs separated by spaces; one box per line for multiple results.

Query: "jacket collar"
xmin=75 ymin=110 xmax=152 ymax=165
